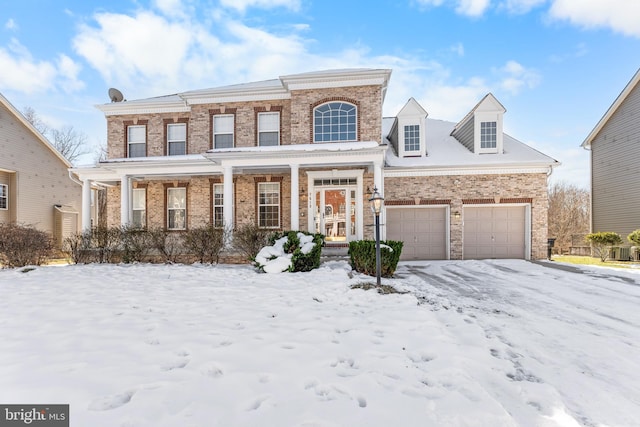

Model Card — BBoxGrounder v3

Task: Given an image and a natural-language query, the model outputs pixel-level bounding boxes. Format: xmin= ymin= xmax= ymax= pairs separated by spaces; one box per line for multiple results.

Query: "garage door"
xmin=386 ymin=207 xmax=447 ymax=260
xmin=463 ymin=206 xmax=526 ymax=259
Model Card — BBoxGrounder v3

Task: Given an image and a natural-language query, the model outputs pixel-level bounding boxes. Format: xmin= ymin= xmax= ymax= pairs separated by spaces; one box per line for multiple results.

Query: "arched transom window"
xmin=314 ymin=102 xmax=357 ymax=142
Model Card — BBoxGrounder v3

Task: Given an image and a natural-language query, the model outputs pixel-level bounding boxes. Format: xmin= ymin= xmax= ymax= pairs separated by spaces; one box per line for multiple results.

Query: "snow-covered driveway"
xmin=395 ymin=260 xmax=640 ymax=427
xmin=0 ymin=260 xmax=638 ymax=426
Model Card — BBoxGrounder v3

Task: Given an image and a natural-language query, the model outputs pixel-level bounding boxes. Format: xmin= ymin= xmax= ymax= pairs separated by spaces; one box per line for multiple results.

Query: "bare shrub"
xmin=183 ymin=225 xmax=227 ymax=264
xmin=121 ymin=225 xmax=152 ymax=263
xmin=147 ymin=227 xmax=183 ymax=263
xmin=232 ymin=224 xmax=272 ymax=261
xmin=0 ymin=223 xmax=53 ymax=268
xmin=91 ymin=226 xmax=122 ymax=263
xmin=62 ymin=230 xmax=93 ymax=264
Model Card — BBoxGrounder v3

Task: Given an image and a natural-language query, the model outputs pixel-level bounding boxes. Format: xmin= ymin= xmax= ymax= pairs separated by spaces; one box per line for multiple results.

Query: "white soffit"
xmin=280 ymin=69 xmax=392 ymax=91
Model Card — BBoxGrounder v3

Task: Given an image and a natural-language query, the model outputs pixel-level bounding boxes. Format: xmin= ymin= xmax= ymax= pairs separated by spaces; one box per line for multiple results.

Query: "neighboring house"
xmin=71 ymin=69 xmax=558 ymax=260
xmin=582 ymin=68 xmax=640 ymax=242
xmin=0 ymin=92 xmax=82 ymax=247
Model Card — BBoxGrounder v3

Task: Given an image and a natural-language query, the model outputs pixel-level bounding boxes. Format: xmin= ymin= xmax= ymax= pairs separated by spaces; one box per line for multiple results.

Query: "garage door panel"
xmin=464 ymin=206 xmax=526 ymax=259
xmin=386 ymin=207 xmax=447 ymax=260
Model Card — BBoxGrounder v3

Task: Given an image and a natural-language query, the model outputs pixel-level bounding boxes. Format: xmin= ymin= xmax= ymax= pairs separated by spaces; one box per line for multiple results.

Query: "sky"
xmin=1 ymin=0 xmax=639 ymax=188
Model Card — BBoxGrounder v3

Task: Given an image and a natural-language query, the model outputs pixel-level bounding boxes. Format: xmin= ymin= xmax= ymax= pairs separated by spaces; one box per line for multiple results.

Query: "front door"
xmin=314 ymin=188 xmax=357 ymax=242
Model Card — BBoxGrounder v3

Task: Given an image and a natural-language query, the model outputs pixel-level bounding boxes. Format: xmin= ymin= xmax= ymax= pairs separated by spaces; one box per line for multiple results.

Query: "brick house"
xmin=71 ymin=69 xmax=558 ymax=260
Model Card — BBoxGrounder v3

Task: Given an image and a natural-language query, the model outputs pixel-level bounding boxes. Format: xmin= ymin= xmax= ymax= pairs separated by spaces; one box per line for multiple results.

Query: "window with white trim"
xmin=258 ymin=112 xmax=280 ymax=146
xmin=213 ymin=184 xmax=224 ymax=228
xmin=258 ymin=182 xmax=280 ymax=228
xmin=132 ymin=188 xmax=146 ymax=228
xmin=213 ymin=115 xmax=234 ymax=149
xmin=127 ymin=125 xmax=146 ymax=157
xmin=314 ymin=102 xmax=357 ymax=142
xmin=404 ymin=124 xmax=420 ymax=153
xmin=0 ymin=184 xmax=7 ymax=210
xmin=167 ymin=187 xmax=186 ymax=230
xmin=480 ymin=121 xmax=497 ymax=149
xmin=167 ymin=123 xmax=186 ymax=155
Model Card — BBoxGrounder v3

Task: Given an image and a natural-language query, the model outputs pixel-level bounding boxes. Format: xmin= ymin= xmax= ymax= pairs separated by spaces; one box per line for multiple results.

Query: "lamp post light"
xmin=369 ymin=186 xmax=384 ymax=286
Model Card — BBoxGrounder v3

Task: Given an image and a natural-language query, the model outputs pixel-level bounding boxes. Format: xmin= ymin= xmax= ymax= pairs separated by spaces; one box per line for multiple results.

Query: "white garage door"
xmin=386 ymin=207 xmax=447 ymax=260
xmin=463 ymin=206 xmax=526 ymax=259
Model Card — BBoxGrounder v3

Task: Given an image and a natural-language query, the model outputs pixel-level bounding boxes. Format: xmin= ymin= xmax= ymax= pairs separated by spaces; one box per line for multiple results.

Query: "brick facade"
xmin=384 ymin=173 xmax=549 ymax=260
xmin=95 ymin=70 xmax=552 ymax=262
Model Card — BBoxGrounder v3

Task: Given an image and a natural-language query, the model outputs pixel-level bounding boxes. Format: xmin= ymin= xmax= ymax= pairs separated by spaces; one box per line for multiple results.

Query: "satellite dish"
xmin=108 ymin=87 xmax=124 ymax=102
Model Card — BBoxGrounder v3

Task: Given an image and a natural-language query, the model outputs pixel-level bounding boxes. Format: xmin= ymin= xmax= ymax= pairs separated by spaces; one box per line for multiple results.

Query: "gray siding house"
xmin=582 ymin=68 xmax=640 ymax=241
xmin=0 ymin=93 xmax=82 ymax=246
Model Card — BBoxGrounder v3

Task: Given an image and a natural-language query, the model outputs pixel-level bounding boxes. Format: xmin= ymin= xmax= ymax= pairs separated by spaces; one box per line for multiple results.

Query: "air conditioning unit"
xmin=610 ymin=246 xmax=631 ymax=261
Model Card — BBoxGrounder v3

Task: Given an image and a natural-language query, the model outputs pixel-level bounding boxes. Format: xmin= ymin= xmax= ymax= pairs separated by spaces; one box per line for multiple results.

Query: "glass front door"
xmin=314 ymin=187 xmax=356 ymax=242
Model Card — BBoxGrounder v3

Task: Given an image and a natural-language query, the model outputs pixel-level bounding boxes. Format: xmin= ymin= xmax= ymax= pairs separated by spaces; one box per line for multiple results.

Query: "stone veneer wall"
xmin=384 ymin=172 xmax=549 ymax=260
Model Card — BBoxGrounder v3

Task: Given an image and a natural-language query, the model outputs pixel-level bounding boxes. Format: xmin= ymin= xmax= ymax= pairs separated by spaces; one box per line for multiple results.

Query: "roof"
xmin=450 ymin=93 xmax=506 ymax=136
xmin=383 ymin=117 xmax=559 ymax=170
xmin=0 ymin=92 xmax=72 ymax=168
xmin=582 ymin=68 xmax=640 ymax=149
xmin=96 ymin=68 xmax=392 ymax=115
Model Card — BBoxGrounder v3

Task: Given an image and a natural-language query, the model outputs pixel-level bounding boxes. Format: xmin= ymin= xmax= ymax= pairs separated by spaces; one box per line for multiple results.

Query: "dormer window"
xmin=480 ymin=121 xmax=497 ymax=149
xmin=404 ymin=124 xmax=421 ymax=153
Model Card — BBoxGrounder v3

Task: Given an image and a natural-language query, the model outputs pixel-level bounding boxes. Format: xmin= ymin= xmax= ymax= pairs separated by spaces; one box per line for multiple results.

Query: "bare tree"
xmin=50 ymin=125 xmax=89 ymax=163
xmin=548 ymin=181 xmax=590 ymax=254
xmin=22 ymin=106 xmax=49 ymax=135
xmin=22 ymin=107 xmax=89 ymax=164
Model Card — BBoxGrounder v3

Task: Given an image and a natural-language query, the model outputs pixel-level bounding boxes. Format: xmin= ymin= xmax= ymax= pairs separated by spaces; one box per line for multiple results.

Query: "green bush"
xmin=0 ymin=223 xmax=53 ymax=268
xmin=585 ymin=232 xmax=623 ymax=262
xmin=232 ymin=224 xmax=272 ymax=261
xmin=267 ymin=230 xmax=324 ymax=272
xmin=627 ymin=229 xmax=640 ymax=246
xmin=348 ymin=240 xmax=403 ymax=278
xmin=183 ymin=225 xmax=227 ymax=264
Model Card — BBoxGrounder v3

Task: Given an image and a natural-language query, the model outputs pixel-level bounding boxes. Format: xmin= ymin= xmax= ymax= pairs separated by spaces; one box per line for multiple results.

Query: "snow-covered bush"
xmin=254 ymin=231 xmax=323 ymax=273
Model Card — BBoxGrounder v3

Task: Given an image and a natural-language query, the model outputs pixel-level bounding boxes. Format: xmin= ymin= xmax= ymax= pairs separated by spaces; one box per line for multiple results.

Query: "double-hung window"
xmin=258 ymin=182 xmax=280 ymax=228
xmin=213 ymin=184 xmax=224 ymax=228
xmin=167 ymin=123 xmax=186 ymax=155
xmin=480 ymin=121 xmax=497 ymax=149
xmin=213 ymin=115 xmax=234 ymax=149
xmin=167 ymin=187 xmax=187 ymax=230
xmin=0 ymin=184 xmax=7 ymax=210
xmin=127 ymin=125 xmax=146 ymax=157
xmin=404 ymin=124 xmax=420 ymax=153
xmin=314 ymin=102 xmax=357 ymax=142
xmin=258 ymin=112 xmax=280 ymax=146
xmin=132 ymin=188 xmax=146 ymax=228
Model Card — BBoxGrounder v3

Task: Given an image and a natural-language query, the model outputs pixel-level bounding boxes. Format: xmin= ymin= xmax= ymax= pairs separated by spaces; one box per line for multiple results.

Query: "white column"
xmin=223 ymin=166 xmax=234 ymax=231
xmin=373 ymin=161 xmax=383 ymax=193
xmin=120 ymin=175 xmax=130 ymax=226
xmin=290 ymin=164 xmax=300 ymax=230
xmin=82 ymin=179 xmax=92 ymax=231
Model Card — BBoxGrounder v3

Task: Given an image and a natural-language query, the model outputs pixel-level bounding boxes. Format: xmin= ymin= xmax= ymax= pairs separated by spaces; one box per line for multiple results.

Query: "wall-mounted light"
xmin=453 ymin=211 xmax=461 ymax=220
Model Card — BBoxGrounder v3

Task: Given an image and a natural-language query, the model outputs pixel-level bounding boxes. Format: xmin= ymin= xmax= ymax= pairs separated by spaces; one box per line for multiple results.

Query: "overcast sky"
xmin=2 ymin=0 xmax=639 ymax=188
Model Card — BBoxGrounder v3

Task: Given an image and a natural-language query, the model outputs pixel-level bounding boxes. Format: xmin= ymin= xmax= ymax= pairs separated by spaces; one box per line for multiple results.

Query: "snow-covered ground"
xmin=0 ymin=260 xmax=639 ymax=427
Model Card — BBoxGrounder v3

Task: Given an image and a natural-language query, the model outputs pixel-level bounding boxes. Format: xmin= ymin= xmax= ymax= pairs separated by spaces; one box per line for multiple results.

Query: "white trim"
xmin=384 ymin=166 xmax=552 ymax=177
xmin=306 ymin=169 xmax=365 ymax=240
xmin=0 ymin=183 xmax=8 ymax=210
xmin=462 ymin=203 xmax=531 ymax=261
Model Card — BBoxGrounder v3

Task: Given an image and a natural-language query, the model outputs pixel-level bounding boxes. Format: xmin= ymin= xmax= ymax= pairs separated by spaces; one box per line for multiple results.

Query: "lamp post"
xmin=369 ymin=186 xmax=384 ymax=286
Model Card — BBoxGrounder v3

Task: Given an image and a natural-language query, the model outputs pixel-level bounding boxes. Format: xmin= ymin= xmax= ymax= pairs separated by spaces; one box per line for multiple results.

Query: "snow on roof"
xmin=207 ymin=141 xmax=381 ymax=155
xmin=384 ymin=117 xmax=558 ymax=168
